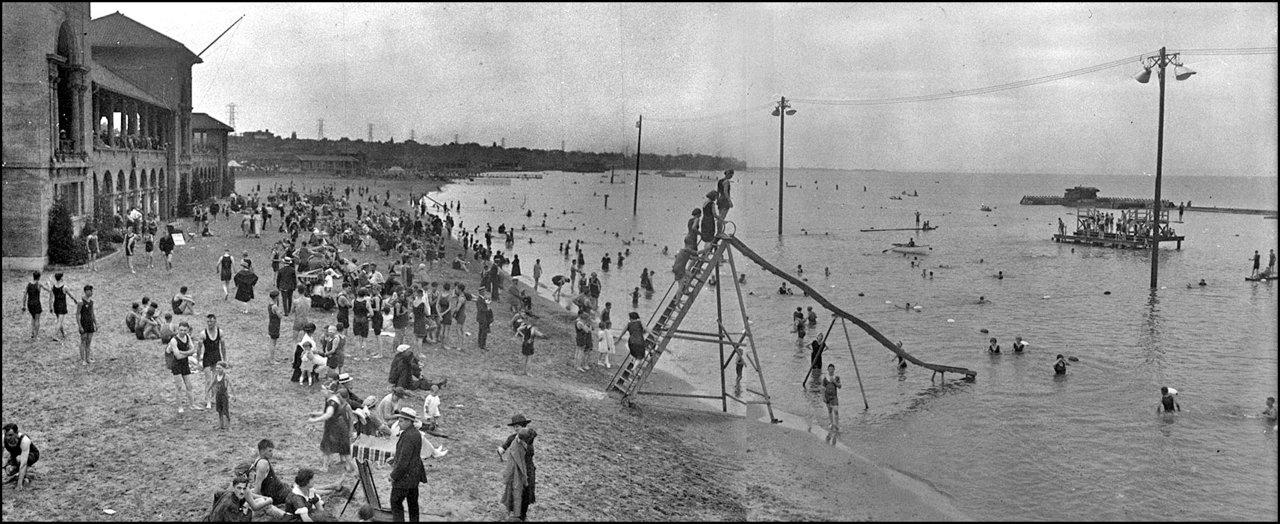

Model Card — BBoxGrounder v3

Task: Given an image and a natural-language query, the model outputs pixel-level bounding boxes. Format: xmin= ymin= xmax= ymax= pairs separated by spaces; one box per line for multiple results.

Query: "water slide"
xmin=723 ymin=236 xmax=977 ymax=379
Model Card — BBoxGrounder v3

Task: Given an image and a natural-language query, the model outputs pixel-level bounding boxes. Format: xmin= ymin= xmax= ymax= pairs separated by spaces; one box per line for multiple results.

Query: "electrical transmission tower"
xmin=226 ymin=103 xmax=237 ymax=129
xmin=317 ymin=119 xmax=324 ymax=139
xmin=410 ymin=129 xmax=415 ymax=142
xmin=368 ymin=124 xmax=374 ymax=142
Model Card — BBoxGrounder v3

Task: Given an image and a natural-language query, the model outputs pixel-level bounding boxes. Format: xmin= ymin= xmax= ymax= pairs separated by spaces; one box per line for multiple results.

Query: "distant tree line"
xmin=229 ymin=134 xmax=746 ymax=173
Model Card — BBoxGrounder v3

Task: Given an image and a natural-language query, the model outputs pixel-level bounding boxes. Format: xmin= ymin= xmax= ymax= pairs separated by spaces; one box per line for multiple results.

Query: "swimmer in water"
xmin=987 ymin=337 xmax=1000 ymax=354
xmin=977 ymin=296 xmax=988 ymax=304
xmin=1012 ymin=336 xmax=1026 ymax=353
xmin=1198 ymin=279 xmax=1207 ymax=286
xmin=1158 ymin=386 xmax=1180 ymax=413
xmin=997 ymin=271 xmax=1004 ymax=280
xmin=1257 ymin=396 xmax=1277 ymax=421
xmin=1053 ymin=354 xmax=1069 ymax=375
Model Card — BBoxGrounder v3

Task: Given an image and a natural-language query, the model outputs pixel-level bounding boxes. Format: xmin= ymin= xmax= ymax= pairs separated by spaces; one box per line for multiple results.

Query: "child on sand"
xmin=422 ymin=385 xmax=441 ymax=429
xmin=210 ymin=361 xmax=231 ymax=430
xmin=596 ymin=320 xmax=615 ymax=369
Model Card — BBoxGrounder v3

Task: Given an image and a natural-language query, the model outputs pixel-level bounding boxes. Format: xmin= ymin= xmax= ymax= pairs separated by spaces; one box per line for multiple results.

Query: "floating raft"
xmin=1053 ymin=231 xmax=1183 ymax=250
xmin=860 ymin=226 xmax=939 ymax=232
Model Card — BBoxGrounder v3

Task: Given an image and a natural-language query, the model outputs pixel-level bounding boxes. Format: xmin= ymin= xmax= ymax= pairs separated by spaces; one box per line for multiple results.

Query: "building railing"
xmin=93 ymin=133 xmax=169 ymax=152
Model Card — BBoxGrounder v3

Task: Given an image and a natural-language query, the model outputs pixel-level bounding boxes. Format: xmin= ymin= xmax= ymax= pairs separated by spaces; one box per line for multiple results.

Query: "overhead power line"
xmin=792 ymin=53 xmax=1146 ymax=106
xmin=1172 ymin=47 xmax=1278 ymax=56
xmin=644 ymin=47 xmax=1276 ymax=119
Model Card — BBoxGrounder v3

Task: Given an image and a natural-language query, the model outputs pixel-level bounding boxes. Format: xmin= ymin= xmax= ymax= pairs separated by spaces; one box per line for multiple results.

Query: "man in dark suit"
xmin=276 ymin=257 xmax=297 ymax=315
xmin=390 ymin=407 xmax=427 ymax=522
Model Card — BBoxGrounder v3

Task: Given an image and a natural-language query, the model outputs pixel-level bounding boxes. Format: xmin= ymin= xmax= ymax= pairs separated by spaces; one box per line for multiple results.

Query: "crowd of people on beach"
xmin=10 ymin=166 xmax=1275 ymax=519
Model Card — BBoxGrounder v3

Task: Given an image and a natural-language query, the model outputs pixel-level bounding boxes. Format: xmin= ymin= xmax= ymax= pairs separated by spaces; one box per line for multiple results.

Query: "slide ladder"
xmin=608 ymin=236 xmax=728 ymax=401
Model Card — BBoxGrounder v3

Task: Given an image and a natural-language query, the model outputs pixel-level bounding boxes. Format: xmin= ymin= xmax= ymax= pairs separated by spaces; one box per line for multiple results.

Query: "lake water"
xmin=430 ymin=169 xmax=1278 ymax=521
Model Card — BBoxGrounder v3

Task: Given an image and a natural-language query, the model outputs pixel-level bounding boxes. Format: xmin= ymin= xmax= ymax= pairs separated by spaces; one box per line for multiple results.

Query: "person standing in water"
xmin=1053 ymin=354 xmax=1069 ymax=375
xmin=1158 ymin=386 xmax=1180 ymax=413
xmin=1012 ymin=336 xmax=1026 ymax=353
xmin=822 ymin=364 xmax=842 ymax=431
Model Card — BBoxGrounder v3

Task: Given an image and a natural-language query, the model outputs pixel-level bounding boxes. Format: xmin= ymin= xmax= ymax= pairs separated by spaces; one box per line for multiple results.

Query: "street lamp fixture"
xmin=772 ymin=97 xmax=795 ymax=236
xmin=1134 ymin=47 xmax=1194 ymax=289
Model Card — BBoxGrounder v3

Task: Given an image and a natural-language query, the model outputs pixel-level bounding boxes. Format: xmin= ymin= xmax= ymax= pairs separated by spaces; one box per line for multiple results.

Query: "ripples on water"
xmin=433 ymin=170 xmax=1277 ymax=520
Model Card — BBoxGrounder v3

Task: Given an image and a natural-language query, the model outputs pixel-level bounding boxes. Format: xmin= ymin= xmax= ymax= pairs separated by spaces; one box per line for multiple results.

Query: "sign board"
xmin=172 ymin=233 xmax=186 ymax=246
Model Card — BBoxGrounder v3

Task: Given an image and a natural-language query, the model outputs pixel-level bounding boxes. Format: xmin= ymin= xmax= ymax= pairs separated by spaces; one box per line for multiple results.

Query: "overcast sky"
xmin=90 ymin=2 xmax=1277 ymax=176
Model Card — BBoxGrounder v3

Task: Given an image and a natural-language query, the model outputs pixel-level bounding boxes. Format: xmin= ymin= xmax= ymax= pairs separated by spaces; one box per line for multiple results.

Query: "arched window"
xmin=129 ymin=170 xmax=137 ymax=191
xmin=150 ymin=169 xmax=157 ymax=188
xmin=54 ymin=21 xmax=79 ymax=152
xmin=102 ymin=170 xmax=112 ymax=193
xmin=116 ymin=171 xmax=125 ymax=193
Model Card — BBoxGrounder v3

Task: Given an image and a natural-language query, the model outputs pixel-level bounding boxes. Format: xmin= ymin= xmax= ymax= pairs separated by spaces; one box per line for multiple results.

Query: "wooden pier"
xmin=1053 ymin=207 xmax=1184 ymax=249
xmin=1052 ymin=231 xmax=1183 ymax=249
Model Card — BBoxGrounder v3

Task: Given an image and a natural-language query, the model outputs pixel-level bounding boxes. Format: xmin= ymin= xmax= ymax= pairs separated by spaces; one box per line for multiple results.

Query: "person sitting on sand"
xmin=3 ymin=422 xmax=39 ymax=489
xmin=172 ymin=286 xmax=195 ymax=315
xmin=125 ymin=302 xmax=142 ymax=333
xmin=207 ymin=470 xmax=288 ymax=521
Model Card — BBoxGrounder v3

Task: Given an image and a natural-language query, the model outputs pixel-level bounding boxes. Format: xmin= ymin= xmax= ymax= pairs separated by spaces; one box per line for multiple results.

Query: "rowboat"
xmin=889 ymin=244 xmax=931 ymax=255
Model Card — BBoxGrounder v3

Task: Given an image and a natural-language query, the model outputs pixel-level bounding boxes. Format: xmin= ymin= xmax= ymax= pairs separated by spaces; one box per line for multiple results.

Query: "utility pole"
xmin=317 ymin=118 xmax=324 ymax=139
xmin=226 ymin=103 xmax=237 ymax=129
xmin=1150 ymin=47 xmax=1168 ymax=290
xmin=633 ymin=115 xmax=642 ymax=216
xmin=367 ymin=124 xmax=373 ymax=142
xmin=772 ymin=96 xmax=795 ymax=236
xmin=410 ymin=129 xmax=415 ymax=142
xmin=1135 ymin=46 xmax=1195 ymax=289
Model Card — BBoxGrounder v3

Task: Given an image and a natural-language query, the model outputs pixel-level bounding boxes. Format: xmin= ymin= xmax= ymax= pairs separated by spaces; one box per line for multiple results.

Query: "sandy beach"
xmin=1 ymin=174 xmax=960 ymax=521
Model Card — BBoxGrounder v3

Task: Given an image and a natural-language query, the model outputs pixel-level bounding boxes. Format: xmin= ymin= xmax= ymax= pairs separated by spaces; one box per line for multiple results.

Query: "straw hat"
xmin=507 ymin=414 xmax=531 ymax=427
xmin=396 ymin=407 xmax=419 ymax=422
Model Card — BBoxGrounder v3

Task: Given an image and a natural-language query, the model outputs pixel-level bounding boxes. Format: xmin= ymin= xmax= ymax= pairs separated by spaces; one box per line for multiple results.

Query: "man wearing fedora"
xmin=498 ymin=414 xmax=537 ymax=521
xmin=390 ymin=407 xmax=427 ymax=522
xmin=277 ymin=257 xmax=298 ymax=316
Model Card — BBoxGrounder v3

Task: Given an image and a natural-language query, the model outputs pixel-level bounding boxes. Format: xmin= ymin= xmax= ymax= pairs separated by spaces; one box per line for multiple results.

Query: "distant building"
xmin=3 ymin=4 xmax=232 ymax=269
xmin=242 ymin=129 xmax=277 ymax=140
xmin=192 ymin=112 xmax=234 ymax=200
xmin=296 ymin=154 xmax=362 ymax=177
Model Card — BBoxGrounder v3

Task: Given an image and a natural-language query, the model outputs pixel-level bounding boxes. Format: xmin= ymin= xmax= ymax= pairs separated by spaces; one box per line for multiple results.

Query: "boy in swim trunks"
xmin=822 ymin=364 xmax=841 ymax=430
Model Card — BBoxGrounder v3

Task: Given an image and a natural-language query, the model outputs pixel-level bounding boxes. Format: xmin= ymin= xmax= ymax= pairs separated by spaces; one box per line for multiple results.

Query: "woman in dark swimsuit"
xmin=267 ymin=291 xmax=282 ymax=362
xmin=23 ymin=272 xmax=44 ymax=341
xmin=352 ymin=289 xmax=370 ymax=357
xmin=200 ymin=315 xmax=226 ymax=409
xmin=50 ymin=273 xmax=68 ymax=339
